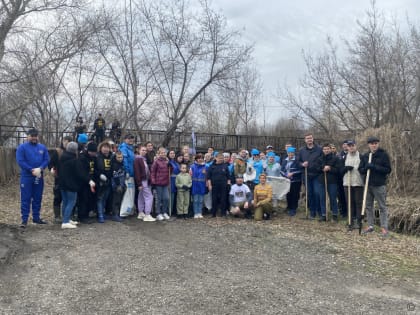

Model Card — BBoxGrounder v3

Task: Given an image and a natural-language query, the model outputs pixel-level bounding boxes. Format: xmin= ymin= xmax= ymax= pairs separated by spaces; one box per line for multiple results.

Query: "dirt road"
xmin=0 ymin=176 xmax=419 ymax=314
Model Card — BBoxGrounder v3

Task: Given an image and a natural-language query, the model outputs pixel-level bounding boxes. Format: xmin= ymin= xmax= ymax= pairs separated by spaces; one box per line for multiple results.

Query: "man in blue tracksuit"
xmin=16 ymin=128 xmax=50 ymax=227
xmin=118 ymin=134 xmax=135 ymax=178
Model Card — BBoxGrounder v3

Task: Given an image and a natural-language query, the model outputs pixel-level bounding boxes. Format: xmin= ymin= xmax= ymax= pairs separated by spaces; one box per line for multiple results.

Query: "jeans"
xmin=305 ymin=177 xmax=321 ymax=217
xmin=97 ymin=185 xmax=111 ymax=217
xmin=155 ymin=185 xmax=169 ymax=215
xmin=193 ymin=194 xmax=204 ymax=215
xmin=318 ymin=182 xmax=338 ymax=216
xmin=61 ymin=190 xmax=78 ymax=224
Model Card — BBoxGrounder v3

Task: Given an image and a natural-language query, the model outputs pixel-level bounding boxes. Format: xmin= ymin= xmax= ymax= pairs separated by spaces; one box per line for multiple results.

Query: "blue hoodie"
xmin=16 ymin=142 xmax=49 ymax=177
xmin=118 ymin=142 xmax=134 ymax=177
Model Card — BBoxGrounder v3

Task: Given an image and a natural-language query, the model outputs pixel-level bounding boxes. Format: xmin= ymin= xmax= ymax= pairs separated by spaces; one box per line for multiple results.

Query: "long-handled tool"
xmin=360 ymin=152 xmax=373 ymax=235
xmin=324 ymin=171 xmax=329 ymax=221
xmin=347 ymin=171 xmax=352 ymax=231
xmin=305 ymin=167 xmax=308 ymax=219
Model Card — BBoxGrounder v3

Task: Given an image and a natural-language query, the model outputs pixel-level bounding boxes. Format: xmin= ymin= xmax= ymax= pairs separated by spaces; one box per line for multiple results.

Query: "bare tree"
xmin=136 ymin=0 xmax=252 ymax=146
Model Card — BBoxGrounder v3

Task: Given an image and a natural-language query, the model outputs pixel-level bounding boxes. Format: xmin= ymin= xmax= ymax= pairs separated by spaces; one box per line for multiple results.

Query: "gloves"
xmin=182 ymin=185 xmax=189 ymax=190
xmin=366 ymin=163 xmax=376 ymax=170
xmin=126 ymin=173 xmax=130 ymax=179
xmin=89 ymin=180 xmax=96 ymax=193
xmin=344 ymin=166 xmax=354 ymax=172
xmin=32 ymin=167 xmax=42 ymax=178
xmin=100 ymin=174 xmax=107 ymax=182
xmin=50 ymin=168 xmax=55 ymax=176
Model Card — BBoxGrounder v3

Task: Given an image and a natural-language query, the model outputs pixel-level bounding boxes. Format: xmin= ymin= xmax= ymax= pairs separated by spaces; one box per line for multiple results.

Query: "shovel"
xmin=324 ymin=171 xmax=329 ymax=221
xmin=360 ymin=152 xmax=373 ymax=235
xmin=347 ymin=171 xmax=352 ymax=231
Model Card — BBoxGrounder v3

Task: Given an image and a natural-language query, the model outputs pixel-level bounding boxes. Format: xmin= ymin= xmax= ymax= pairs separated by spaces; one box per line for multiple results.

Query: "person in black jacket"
xmin=96 ymin=141 xmax=113 ymax=223
xmin=48 ymin=135 xmax=72 ymax=223
xmin=77 ymin=142 xmax=98 ymax=223
xmin=359 ymin=136 xmax=392 ymax=236
xmin=110 ymin=151 xmax=126 ymax=222
xmin=297 ymin=133 xmax=323 ymax=219
xmin=207 ymin=153 xmax=231 ymax=217
xmin=58 ymin=142 xmax=95 ymax=229
xmin=314 ymin=143 xmax=342 ymax=222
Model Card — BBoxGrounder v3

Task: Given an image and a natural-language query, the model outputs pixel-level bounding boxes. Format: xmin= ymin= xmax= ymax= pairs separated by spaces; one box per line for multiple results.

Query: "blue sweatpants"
xmin=20 ymin=176 xmax=44 ymax=222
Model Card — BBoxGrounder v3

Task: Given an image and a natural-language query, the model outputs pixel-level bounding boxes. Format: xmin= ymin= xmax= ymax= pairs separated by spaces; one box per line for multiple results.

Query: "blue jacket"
xmin=248 ymin=159 xmax=264 ymax=184
xmin=169 ymin=159 xmax=180 ymax=193
xmin=190 ymin=162 xmax=207 ymax=195
xmin=118 ymin=142 xmax=134 ymax=176
xmin=16 ymin=142 xmax=49 ymax=177
xmin=281 ymin=158 xmax=302 ymax=183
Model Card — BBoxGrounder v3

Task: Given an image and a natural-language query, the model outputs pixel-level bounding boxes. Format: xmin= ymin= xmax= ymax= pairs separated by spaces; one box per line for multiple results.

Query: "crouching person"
xmin=229 ymin=174 xmax=253 ymax=218
xmin=253 ymin=173 xmax=273 ymax=220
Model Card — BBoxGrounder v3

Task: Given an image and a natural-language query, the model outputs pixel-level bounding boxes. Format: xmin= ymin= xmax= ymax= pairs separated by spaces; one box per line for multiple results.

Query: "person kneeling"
xmin=229 ymin=175 xmax=253 ymax=218
xmin=253 ymin=173 xmax=273 ymax=221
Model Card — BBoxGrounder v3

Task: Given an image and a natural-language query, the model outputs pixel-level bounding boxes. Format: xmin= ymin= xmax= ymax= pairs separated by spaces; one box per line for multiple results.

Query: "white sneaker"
xmin=62 ymin=223 xmax=77 ymax=229
xmin=198 ymin=214 xmax=204 ymax=218
xmin=163 ymin=213 xmax=170 ymax=220
xmin=156 ymin=214 xmax=164 ymax=221
xmin=137 ymin=212 xmax=146 ymax=220
xmin=194 ymin=214 xmax=200 ymax=219
xmin=143 ymin=214 xmax=156 ymax=222
xmin=70 ymin=220 xmax=79 ymax=225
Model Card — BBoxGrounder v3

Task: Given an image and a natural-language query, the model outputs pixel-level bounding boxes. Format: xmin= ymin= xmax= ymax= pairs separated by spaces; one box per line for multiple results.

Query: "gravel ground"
xmin=0 ymin=176 xmax=419 ymax=314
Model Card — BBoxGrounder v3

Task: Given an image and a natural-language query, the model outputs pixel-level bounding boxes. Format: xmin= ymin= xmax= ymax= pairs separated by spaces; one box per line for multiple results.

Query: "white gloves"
xmin=89 ymin=180 xmax=96 ymax=187
xmin=126 ymin=173 xmax=130 ymax=179
xmin=100 ymin=174 xmax=107 ymax=182
xmin=50 ymin=168 xmax=55 ymax=175
xmin=32 ymin=167 xmax=42 ymax=178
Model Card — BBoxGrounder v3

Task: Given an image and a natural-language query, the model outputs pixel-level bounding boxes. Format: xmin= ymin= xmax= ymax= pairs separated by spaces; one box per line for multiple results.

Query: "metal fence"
xmin=0 ymin=124 xmax=317 ymax=152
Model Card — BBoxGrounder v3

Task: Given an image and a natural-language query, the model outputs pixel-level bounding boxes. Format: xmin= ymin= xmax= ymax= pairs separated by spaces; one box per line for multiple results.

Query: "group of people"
xmin=16 ymin=128 xmax=391 ymax=236
xmin=74 ymin=114 xmax=122 ymax=144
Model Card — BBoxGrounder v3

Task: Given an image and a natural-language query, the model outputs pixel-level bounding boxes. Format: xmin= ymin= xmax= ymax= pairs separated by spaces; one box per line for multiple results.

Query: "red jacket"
xmin=134 ymin=155 xmax=149 ymax=187
xmin=151 ymin=157 xmax=170 ymax=186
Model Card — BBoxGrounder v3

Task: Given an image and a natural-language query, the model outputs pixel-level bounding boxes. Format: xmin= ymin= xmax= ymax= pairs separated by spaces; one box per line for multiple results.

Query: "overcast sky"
xmin=211 ymin=0 xmax=420 ymax=123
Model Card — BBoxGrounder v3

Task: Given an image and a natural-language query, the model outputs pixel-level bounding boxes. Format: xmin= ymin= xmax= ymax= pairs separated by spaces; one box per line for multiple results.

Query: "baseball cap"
xmin=27 ymin=128 xmax=38 ymax=136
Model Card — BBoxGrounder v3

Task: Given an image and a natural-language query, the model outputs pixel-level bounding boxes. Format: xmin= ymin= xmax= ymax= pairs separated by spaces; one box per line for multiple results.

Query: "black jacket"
xmin=58 ymin=151 xmax=90 ymax=192
xmin=314 ymin=153 xmax=342 ymax=185
xmin=358 ymin=148 xmax=391 ymax=186
xmin=297 ymin=144 xmax=323 ymax=179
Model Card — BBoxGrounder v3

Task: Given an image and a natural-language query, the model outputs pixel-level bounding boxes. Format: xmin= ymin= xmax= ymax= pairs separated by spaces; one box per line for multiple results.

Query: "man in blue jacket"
xmin=16 ymin=128 xmax=50 ymax=227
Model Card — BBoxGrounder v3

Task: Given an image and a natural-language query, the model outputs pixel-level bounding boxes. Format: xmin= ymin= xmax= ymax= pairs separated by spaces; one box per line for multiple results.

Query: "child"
xmin=96 ymin=141 xmax=113 ymax=223
xmin=190 ymin=154 xmax=207 ymax=218
xmin=110 ymin=151 xmax=126 ymax=222
xmin=175 ymin=164 xmax=192 ymax=219
xmin=134 ymin=145 xmax=156 ymax=222
xmin=151 ymin=147 xmax=171 ymax=221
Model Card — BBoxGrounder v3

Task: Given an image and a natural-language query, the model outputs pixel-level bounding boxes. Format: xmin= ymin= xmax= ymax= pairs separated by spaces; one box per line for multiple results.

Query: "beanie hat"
xmin=267 ymin=152 xmax=275 ymax=157
xmin=87 ymin=142 xmax=98 ymax=152
xmin=251 ymin=148 xmax=260 ymax=155
xmin=287 ymin=147 xmax=296 ymax=153
xmin=77 ymin=133 xmax=88 ymax=144
xmin=66 ymin=141 xmax=78 ymax=154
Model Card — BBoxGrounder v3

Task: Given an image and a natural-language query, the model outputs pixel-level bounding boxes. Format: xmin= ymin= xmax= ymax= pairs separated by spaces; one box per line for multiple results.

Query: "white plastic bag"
xmin=267 ymin=176 xmax=291 ymax=200
xmin=120 ymin=177 xmax=135 ymax=217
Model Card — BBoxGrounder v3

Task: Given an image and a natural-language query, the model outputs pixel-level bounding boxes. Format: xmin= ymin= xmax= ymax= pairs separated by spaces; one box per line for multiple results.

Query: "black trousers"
xmin=112 ymin=189 xmax=125 ymax=216
xmin=287 ymin=181 xmax=301 ymax=211
xmin=78 ymin=185 xmax=96 ymax=220
xmin=211 ymin=183 xmax=228 ymax=216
